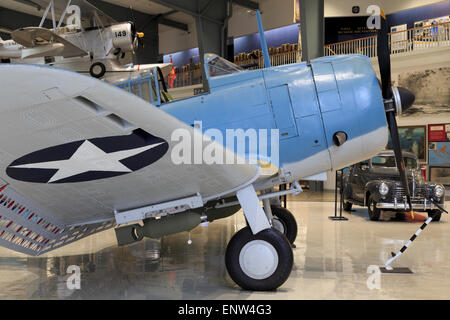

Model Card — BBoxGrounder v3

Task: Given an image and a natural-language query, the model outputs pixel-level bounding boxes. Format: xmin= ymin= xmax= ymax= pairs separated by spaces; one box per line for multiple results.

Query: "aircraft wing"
xmin=0 ymin=64 xmax=259 ymax=256
xmin=11 ymin=27 xmax=88 ymax=59
xmin=31 ymin=0 xmax=117 ymax=27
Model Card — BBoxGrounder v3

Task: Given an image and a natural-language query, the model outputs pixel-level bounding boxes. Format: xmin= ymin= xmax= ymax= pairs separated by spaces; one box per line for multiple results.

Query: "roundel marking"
xmin=6 ymin=129 xmax=169 ymax=184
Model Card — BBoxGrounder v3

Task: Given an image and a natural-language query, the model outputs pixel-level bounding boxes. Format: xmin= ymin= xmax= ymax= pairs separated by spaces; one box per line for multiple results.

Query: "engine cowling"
xmin=109 ymin=23 xmax=135 ymax=53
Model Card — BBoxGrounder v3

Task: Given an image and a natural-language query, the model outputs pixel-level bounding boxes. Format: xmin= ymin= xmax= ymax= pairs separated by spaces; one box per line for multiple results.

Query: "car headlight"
xmin=434 ymin=185 xmax=444 ymax=198
xmin=379 ymin=182 xmax=389 ymax=196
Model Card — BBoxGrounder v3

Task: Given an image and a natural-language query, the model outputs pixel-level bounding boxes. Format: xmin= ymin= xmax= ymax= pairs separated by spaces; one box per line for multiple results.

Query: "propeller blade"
xmin=377 ymin=9 xmax=414 ymax=215
xmin=386 ymin=112 xmax=413 ymax=214
xmin=377 ymin=9 xmax=392 ymax=100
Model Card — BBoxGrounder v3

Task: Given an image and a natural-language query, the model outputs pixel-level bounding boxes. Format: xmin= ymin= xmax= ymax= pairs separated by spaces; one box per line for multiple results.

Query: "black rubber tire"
xmin=270 ymin=205 xmax=297 ymax=244
xmin=395 ymin=211 xmax=406 ymax=221
xmin=225 ymin=227 xmax=293 ymax=291
xmin=428 ymin=210 xmax=442 ymax=222
xmin=367 ymin=195 xmax=381 ymax=221
xmin=89 ymin=62 xmax=106 ymax=78
xmin=343 ymin=201 xmax=353 ymax=212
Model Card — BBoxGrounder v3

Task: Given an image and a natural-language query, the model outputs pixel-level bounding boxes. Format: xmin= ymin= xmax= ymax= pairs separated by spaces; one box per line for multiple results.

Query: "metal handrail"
xmin=169 ymin=21 xmax=449 ymax=88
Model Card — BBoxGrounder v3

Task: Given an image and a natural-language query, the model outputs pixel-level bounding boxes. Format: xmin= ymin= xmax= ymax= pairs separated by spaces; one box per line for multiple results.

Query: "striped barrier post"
xmin=384 ymin=216 xmax=433 ymax=270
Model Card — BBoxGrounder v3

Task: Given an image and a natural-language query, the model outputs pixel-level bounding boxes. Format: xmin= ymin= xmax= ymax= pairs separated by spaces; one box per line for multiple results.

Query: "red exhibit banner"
xmin=428 ymin=124 xmax=450 ymax=142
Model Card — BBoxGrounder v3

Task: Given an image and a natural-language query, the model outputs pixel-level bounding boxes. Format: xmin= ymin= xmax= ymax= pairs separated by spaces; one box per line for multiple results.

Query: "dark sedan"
xmin=342 ymin=151 xmax=445 ymax=221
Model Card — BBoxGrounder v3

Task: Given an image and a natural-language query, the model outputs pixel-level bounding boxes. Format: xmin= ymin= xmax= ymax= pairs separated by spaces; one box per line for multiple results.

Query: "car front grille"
xmin=392 ymin=185 xmax=431 ymax=200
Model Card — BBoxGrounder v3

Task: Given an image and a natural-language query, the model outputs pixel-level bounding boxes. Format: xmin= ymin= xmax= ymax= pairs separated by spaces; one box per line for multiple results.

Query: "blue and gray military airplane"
xmin=0 ymin=10 xmax=431 ymax=291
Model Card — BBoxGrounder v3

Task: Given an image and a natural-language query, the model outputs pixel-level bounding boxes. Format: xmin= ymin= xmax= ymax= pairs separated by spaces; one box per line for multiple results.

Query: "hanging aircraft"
xmin=0 ymin=36 xmax=23 ymax=59
xmin=0 ymin=8 xmax=442 ymax=292
xmin=0 ymin=0 xmax=172 ymax=83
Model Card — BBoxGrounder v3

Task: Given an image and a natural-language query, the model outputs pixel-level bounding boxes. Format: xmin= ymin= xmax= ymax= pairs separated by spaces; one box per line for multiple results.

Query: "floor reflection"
xmin=0 ymin=198 xmax=448 ymax=300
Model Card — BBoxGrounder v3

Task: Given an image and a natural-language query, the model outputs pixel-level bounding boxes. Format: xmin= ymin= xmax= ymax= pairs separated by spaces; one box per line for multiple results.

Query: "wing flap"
xmin=0 ymin=183 xmax=115 ymax=256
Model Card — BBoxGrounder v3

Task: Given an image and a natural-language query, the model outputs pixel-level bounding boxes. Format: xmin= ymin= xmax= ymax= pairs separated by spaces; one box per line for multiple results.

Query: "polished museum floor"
xmin=0 ymin=193 xmax=449 ymax=300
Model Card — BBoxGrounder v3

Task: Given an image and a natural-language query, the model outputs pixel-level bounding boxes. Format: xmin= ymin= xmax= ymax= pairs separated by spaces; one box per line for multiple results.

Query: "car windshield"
xmin=207 ymin=55 xmax=243 ymax=77
xmin=371 ymin=156 xmax=417 ymax=170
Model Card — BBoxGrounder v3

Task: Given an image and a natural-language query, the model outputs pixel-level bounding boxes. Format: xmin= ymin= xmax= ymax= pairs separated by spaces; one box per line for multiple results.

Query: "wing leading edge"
xmin=0 ymin=64 xmax=259 ymax=255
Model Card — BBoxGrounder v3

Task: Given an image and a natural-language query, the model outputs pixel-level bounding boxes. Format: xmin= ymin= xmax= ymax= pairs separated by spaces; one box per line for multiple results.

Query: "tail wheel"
xmin=270 ymin=205 xmax=297 ymax=244
xmin=225 ymin=227 xmax=293 ymax=291
xmin=368 ymin=195 xmax=381 ymax=221
xmin=427 ymin=210 xmax=442 ymax=222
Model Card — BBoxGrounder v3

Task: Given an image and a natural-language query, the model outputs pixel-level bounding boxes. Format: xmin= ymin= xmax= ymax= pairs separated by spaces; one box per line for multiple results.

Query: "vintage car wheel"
xmin=343 ymin=201 xmax=352 ymax=211
xmin=367 ymin=195 xmax=381 ymax=221
xmin=427 ymin=210 xmax=442 ymax=222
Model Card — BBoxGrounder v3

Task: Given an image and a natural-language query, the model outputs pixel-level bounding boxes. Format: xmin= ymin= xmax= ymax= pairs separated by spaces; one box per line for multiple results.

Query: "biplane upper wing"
xmin=0 ymin=64 xmax=259 ymax=256
xmin=11 ymin=27 xmax=88 ymax=58
xmin=31 ymin=0 xmax=117 ymax=28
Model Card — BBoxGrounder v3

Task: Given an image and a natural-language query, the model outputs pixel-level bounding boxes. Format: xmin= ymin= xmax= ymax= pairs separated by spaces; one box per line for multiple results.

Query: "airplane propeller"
xmin=377 ymin=10 xmax=416 ymax=216
xmin=129 ymin=6 xmax=145 ymax=52
xmin=130 ymin=21 xmax=145 ymax=51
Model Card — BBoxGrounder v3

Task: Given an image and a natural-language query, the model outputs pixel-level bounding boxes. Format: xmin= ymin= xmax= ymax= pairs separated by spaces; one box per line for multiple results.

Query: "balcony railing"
xmin=324 ymin=21 xmax=450 ymax=57
xmin=170 ymin=22 xmax=450 ymax=88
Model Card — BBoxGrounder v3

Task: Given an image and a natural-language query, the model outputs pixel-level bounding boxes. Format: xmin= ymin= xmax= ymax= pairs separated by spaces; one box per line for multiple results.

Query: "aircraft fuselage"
xmin=161 ymin=54 xmax=389 ymax=184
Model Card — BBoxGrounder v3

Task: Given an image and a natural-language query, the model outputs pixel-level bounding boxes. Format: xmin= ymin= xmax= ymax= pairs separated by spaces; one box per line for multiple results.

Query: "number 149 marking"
xmin=115 ymin=31 xmax=127 ymax=37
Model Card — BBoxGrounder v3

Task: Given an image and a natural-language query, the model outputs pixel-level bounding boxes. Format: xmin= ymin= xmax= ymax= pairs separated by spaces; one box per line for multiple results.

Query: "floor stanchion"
xmin=329 ymin=169 xmax=348 ymax=221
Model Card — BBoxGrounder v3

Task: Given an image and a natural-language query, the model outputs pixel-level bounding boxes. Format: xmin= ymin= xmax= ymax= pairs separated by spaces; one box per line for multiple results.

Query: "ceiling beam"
xmin=233 ymin=0 xmax=259 ymax=10
xmin=149 ymin=0 xmax=223 ymax=25
xmin=89 ymin=0 xmax=188 ymax=31
xmin=157 ymin=16 xmax=188 ymax=31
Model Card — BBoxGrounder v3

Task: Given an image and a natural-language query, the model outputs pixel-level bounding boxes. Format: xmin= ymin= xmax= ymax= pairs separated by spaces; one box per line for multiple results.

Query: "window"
xmin=372 ymin=156 xmax=396 ymax=168
xmin=371 ymin=156 xmax=417 ymax=170
xmin=207 ymin=55 xmax=243 ymax=77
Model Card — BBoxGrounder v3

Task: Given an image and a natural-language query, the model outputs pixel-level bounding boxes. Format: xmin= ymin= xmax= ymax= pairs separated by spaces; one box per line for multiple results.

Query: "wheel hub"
xmin=239 ymin=240 xmax=279 ymax=280
xmin=93 ymin=65 xmax=102 ymax=73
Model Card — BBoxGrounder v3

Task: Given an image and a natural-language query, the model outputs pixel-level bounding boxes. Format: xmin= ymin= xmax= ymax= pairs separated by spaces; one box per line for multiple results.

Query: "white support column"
xmin=236 ymin=184 xmax=271 ymax=235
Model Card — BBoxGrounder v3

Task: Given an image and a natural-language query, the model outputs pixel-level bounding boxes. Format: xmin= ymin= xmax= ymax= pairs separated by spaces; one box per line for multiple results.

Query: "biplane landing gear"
xmin=225 ymin=227 xmax=293 ymax=291
xmin=89 ymin=62 xmax=106 ymax=78
xmin=270 ymin=205 xmax=297 ymax=244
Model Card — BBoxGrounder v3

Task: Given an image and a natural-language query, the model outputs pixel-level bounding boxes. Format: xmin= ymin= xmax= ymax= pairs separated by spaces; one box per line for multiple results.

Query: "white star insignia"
xmin=11 ymin=140 xmax=164 ymax=183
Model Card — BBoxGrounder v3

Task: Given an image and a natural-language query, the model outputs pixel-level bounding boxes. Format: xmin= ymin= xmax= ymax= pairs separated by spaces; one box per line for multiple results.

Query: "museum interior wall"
xmin=159 ymin=0 xmax=448 ymax=57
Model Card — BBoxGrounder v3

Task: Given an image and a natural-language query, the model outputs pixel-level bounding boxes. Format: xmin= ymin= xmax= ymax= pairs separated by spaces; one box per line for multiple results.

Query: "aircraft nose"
xmin=310 ymin=54 xmax=389 ymax=170
xmin=391 ymin=86 xmax=415 ymax=115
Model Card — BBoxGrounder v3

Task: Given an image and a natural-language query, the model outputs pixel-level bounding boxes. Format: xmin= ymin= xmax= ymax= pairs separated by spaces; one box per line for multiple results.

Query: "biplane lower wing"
xmin=0 ymin=64 xmax=260 ymax=255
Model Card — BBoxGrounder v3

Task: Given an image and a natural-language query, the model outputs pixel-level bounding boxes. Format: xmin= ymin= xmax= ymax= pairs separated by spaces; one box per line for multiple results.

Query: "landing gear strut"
xmin=225 ymin=185 xmax=293 ymax=291
xmin=270 ymin=205 xmax=297 ymax=244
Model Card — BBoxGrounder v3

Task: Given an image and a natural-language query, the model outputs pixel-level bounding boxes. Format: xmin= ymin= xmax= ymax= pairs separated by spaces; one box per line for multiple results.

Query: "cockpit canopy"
xmin=205 ymin=53 xmax=244 ymax=78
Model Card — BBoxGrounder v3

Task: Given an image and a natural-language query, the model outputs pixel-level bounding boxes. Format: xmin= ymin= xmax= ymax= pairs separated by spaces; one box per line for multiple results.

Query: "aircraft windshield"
xmin=207 ymin=56 xmax=243 ymax=77
xmin=371 ymin=156 xmax=418 ymax=170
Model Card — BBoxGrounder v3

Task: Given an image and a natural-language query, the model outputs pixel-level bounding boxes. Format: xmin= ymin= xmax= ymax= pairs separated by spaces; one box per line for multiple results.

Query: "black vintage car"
xmin=342 ymin=150 xmax=445 ymax=221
